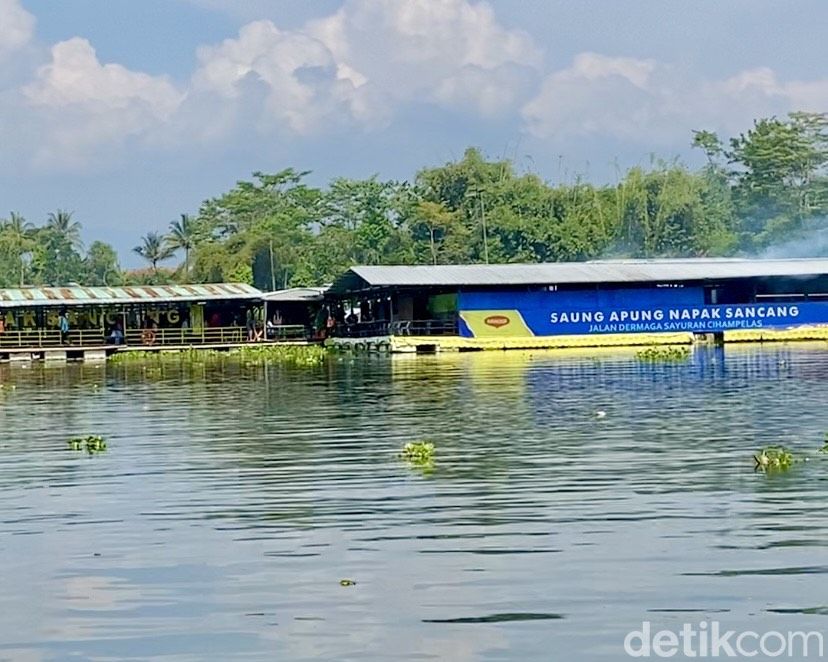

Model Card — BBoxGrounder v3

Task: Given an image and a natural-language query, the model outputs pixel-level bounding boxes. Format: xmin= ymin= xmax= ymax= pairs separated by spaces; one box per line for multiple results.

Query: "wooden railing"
xmin=0 ymin=329 xmax=99 ymax=348
xmin=0 ymin=325 xmax=309 ymax=349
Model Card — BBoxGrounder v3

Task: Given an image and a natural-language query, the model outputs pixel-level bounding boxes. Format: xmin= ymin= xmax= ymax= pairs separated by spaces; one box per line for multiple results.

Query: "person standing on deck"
xmin=246 ymin=308 xmax=255 ymax=342
xmin=58 ymin=311 xmax=70 ymax=345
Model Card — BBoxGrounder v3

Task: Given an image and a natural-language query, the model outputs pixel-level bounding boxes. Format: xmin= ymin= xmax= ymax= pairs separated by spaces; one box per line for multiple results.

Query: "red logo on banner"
xmin=484 ymin=315 xmax=510 ymax=328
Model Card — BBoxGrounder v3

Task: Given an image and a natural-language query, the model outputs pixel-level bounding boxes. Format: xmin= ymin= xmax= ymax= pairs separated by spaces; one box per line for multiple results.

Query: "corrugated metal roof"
xmin=0 ymin=283 xmax=262 ymax=308
xmin=261 ymin=287 xmax=327 ymax=302
xmin=328 ymin=258 xmax=828 ymax=293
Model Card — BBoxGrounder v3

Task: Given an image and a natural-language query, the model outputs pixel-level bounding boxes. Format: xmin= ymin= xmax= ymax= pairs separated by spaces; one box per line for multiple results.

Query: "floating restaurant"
xmin=325 ymin=258 xmax=828 ymax=352
xmin=4 ymin=257 xmax=828 ymax=361
xmin=0 ymin=283 xmax=316 ymax=362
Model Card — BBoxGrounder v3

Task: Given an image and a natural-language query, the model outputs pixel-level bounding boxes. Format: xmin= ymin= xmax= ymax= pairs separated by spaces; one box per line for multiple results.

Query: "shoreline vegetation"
xmin=2 ymin=112 xmax=828 ymax=291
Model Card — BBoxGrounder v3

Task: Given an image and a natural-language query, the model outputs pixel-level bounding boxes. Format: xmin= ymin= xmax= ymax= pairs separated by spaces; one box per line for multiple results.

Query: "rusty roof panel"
xmin=0 ymin=284 xmax=262 ymax=308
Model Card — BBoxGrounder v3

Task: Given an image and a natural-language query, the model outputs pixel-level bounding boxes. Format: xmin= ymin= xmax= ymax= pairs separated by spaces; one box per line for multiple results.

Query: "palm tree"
xmin=2 ymin=212 xmax=34 ymax=286
xmin=133 ymin=232 xmax=174 ymax=274
xmin=166 ymin=214 xmax=197 ymax=277
xmin=46 ymin=209 xmax=83 ymax=250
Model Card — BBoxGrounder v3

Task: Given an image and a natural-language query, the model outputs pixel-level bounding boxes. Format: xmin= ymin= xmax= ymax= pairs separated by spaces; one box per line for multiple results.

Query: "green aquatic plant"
xmin=819 ymin=433 xmax=828 ymax=454
xmin=230 ymin=344 xmax=328 ymax=367
xmin=635 ymin=346 xmax=691 ymax=363
xmin=108 ymin=344 xmax=328 ymax=367
xmin=68 ymin=435 xmax=107 ymax=454
xmin=109 ymin=348 xmax=225 ymax=364
xmin=754 ymin=446 xmax=794 ymax=472
xmin=399 ymin=441 xmax=435 ymax=465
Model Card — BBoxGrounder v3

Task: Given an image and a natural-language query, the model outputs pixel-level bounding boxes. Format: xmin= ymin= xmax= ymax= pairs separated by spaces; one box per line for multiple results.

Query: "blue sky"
xmin=1 ymin=0 xmax=826 ymax=266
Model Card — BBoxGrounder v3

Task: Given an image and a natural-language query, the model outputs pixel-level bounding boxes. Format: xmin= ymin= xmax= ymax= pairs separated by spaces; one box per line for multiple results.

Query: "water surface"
xmin=1 ymin=345 xmax=827 ymax=660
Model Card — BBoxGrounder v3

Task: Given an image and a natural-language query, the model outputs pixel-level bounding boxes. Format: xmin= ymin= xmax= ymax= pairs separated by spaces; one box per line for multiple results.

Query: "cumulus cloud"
xmin=190 ymin=18 xmax=386 ymax=134
xmin=20 ymin=38 xmax=182 ymax=166
xmin=184 ymin=0 xmax=543 ymax=137
xmin=307 ymin=0 xmax=542 ymax=115
xmin=521 ymin=53 xmax=828 ymax=145
xmin=6 ymin=0 xmax=828 ymax=172
xmin=4 ymin=0 xmax=542 ymax=167
xmin=0 ymin=0 xmax=35 ymax=59
xmin=24 ymin=38 xmax=181 ymax=114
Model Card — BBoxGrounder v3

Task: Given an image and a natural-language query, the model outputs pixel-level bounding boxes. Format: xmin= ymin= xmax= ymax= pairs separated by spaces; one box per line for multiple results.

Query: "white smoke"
xmin=758 ymin=218 xmax=828 ymax=259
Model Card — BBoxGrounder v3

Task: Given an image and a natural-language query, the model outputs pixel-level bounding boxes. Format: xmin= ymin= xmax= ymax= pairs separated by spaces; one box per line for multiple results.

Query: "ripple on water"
xmin=0 ymin=347 xmax=826 ymax=660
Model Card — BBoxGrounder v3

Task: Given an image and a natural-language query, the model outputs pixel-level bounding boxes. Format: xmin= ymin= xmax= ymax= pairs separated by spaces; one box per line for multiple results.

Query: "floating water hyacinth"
xmin=754 ymin=446 xmax=794 ymax=472
xmin=399 ymin=441 xmax=435 ymax=465
xmin=231 ymin=345 xmax=328 ymax=366
xmin=635 ymin=346 xmax=691 ymax=363
xmin=109 ymin=348 xmax=224 ymax=364
xmin=68 ymin=435 xmax=107 ymax=454
xmin=109 ymin=345 xmax=328 ymax=366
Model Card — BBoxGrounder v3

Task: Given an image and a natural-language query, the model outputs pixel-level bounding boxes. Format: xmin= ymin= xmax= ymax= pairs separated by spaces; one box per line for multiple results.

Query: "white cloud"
xmin=307 ymin=0 xmax=542 ymax=114
xmin=713 ymin=67 xmax=828 ymax=116
xmin=433 ymin=63 xmax=537 ymax=116
xmin=521 ymin=53 xmax=828 ymax=145
xmin=184 ymin=0 xmax=543 ymax=138
xmin=7 ymin=0 xmax=828 ymax=173
xmin=0 ymin=0 xmax=35 ymax=59
xmin=190 ymin=19 xmax=383 ymax=134
xmin=20 ymin=38 xmax=182 ymax=166
xmin=522 ymin=53 xmax=666 ymax=142
xmin=1 ymin=0 xmax=544 ymax=169
xmin=24 ymin=38 xmax=181 ymax=115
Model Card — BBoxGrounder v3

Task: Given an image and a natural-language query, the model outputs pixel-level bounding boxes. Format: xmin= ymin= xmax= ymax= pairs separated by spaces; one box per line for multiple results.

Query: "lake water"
xmin=1 ymin=345 xmax=828 ymax=661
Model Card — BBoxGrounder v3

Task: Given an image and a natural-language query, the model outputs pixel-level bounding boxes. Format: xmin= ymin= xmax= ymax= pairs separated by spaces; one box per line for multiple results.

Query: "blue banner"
xmin=458 ymin=289 xmax=828 ymax=337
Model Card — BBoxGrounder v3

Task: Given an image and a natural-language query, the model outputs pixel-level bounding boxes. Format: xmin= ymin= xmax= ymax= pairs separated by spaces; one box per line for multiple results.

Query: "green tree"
xmin=406 ymin=200 xmax=467 ymax=264
xmin=84 ymin=241 xmax=122 ymax=285
xmin=133 ymin=232 xmax=174 ymax=274
xmin=725 ymin=115 xmax=827 ymax=247
xmin=613 ymin=163 xmax=736 ymax=258
xmin=166 ymin=214 xmax=197 ymax=278
xmin=46 ymin=209 xmax=83 ymax=250
xmin=318 ymin=177 xmax=413 ymax=268
xmin=0 ymin=212 xmax=34 ymax=286
xmin=193 ymin=170 xmax=320 ymax=289
xmin=416 ymin=147 xmax=513 ymax=263
xmin=30 ymin=211 xmax=85 ymax=285
xmin=692 ymin=130 xmax=725 ymax=167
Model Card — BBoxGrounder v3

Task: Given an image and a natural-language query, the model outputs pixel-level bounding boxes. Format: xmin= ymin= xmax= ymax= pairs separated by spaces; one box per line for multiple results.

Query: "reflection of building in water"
xmin=325 ymin=258 xmax=828 ymax=353
xmin=523 ymin=346 xmax=819 ymax=433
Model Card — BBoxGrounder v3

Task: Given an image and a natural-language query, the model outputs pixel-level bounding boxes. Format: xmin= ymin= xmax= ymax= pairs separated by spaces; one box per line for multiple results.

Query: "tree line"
xmin=2 ymin=112 xmax=827 ymax=290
